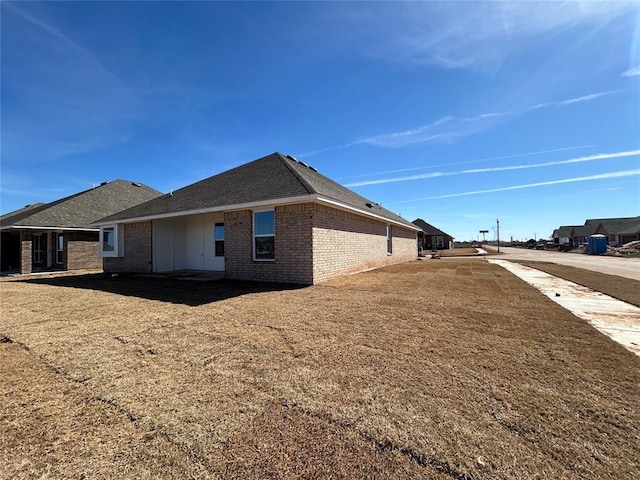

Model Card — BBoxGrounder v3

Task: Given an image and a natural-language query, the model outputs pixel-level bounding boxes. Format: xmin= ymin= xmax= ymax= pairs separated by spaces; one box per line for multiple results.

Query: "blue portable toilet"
xmin=588 ymin=234 xmax=607 ymax=255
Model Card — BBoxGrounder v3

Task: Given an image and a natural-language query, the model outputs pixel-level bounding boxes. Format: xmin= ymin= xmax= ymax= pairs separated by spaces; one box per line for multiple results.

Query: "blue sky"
xmin=1 ymin=1 xmax=639 ymax=242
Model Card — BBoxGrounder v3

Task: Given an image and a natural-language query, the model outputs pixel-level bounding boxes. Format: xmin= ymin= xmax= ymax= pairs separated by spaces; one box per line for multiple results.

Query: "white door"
xmin=210 ymin=222 xmax=225 ymax=271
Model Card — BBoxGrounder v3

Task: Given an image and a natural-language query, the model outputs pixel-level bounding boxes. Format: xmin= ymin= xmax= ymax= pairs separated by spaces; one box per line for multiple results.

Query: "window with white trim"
xmin=386 ymin=225 xmax=393 ymax=255
xmin=100 ymin=225 xmax=123 ymax=257
xmin=56 ymin=233 xmax=64 ymax=264
xmin=253 ymin=210 xmax=275 ymax=260
xmin=214 ymin=223 xmax=225 ymax=257
xmin=33 ymin=234 xmax=43 ymax=263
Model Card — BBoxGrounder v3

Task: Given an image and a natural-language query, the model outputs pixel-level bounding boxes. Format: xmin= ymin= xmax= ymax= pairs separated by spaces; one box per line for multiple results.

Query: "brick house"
xmin=412 ymin=218 xmax=453 ymax=251
xmin=0 ymin=180 xmax=162 ymax=274
xmin=94 ymin=153 xmax=420 ymax=284
xmin=552 ymin=216 xmax=640 ymax=249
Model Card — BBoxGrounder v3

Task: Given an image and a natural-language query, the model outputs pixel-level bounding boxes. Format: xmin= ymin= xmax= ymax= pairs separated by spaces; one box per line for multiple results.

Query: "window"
xmin=214 ymin=223 xmax=225 ymax=257
xmin=102 ymin=227 xmax=115 ymax=252
xmin=56 ymin=233 xmax=64 ymax=264
xmin=100 ymin=225 xmax=123 ymax=257
xmin=254 ymin=210 xmax=275 ymax=260
xmin=386 ymin=225 xmax=393 ymax=255
xmin=33 ymin=235 xmax=43 ymax=263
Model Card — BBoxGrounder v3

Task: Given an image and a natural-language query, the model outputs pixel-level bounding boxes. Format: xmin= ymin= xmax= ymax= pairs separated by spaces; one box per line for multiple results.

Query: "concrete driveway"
xmin=497 ymin=246 xmax=640 ymax=281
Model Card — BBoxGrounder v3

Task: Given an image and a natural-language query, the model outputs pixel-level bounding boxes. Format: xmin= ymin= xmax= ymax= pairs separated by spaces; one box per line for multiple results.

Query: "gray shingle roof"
xmin=553 ymin=226 xmax=579 ymax=238
xmin=0 ymin=180 xmax=162 ymax=230
xmin=585 ymin=216 xmax=640 ymax=235
xmin=411 ymin=218 xmax=453 ymax=238
xmin=96 ymin=153 xmax=419 ymax=230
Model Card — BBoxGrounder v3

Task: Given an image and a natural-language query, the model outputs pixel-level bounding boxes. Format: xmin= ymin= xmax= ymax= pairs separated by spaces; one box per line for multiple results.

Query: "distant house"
xmin=583 ymin=217 xmax=640 ymax=246
xmin=552 ymin=216 xmax=640 ymax=248
xmin=0 ymin=180 xmax=162 ymax=274
xmin=412 ymin=218 xmax=453 ymax=251
xmin=94 ymin=152 xmax=421 ymax=284
xmin=552 ymin=226 xmax=579 ymax=249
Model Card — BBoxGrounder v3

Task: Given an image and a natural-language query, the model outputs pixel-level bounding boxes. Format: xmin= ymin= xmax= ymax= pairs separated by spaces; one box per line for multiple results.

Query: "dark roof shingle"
xmin=412 ymin=218 xmax=453 ymax=238
xmin=97 ymin=153 xmax=418 ymax=229
xmin=0 ymin=180 xmax=162 ymax=230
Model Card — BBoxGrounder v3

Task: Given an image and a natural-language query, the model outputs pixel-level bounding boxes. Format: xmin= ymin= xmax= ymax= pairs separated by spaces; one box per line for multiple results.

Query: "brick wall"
xmin=224 ymin=202 xmax=416 ymax=285
xmin=103 ymin=222 xmax=153 ymax=273
xmin=66 ymin=231 xmax=102 ymax=270
xmin=20 ymin=231 xmax=32 ymax=274
xmin=224 ymin=204 xmax=314 ymax=284
xmin=312 ymin=204 xmax=417 ymax=283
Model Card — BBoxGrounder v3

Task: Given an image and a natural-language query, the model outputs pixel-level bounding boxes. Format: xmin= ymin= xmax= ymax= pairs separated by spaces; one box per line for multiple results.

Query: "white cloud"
xmin=353 ymin=112 xmax=510 ymax=148
xmin=622 ymin=65 xmax=640 ymax=77
xmin=426 ymin=169 xmax=640 ymax=200
xmin=346 ymin=150 xmax=640 ymax=187
xmin=348 ymin=145 xmax=597 ymax=179
xmin=334 ymin=2 xmax=638 ymax=71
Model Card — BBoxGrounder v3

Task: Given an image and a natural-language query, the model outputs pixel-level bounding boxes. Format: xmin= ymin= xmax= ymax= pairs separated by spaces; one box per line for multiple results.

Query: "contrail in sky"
xmin=424 ymin=169 xmax=640 ymax=200
xmin=348 ymin=144 xmax=596 ymax=178
xmin=345 ymin=150 xmax=640 ymax=187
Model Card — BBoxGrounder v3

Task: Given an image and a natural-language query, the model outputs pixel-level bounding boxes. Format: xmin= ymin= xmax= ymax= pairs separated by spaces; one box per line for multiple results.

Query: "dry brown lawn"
xmin=1 ymin=259 xmax=639 ymax=479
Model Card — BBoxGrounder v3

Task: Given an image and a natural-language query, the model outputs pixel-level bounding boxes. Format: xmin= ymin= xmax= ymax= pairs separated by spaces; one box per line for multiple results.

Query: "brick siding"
xmin=103 ymin=222 xmax=153 ymax=273
xmin=20 ymin=231 xmax=32 ymax=274
xmin=66 ymin=231 xmax=102 ymax=270
xmin=223 ymin=202 xmax=416 ymax=285
xmin=312 ymin=204 xmax=417 ymax=283
xmin=224 ymin=204 xmax=314 ymax=284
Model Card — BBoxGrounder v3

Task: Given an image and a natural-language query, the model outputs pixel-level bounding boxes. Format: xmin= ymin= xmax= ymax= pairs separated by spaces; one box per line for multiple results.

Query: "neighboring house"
xmin=94 ymin=152 xmax=421 ymax=284
xmin=582 ymin=217 xmax=640 ymax=246
xmin=0 ymin=180 xmax=162 ymax=274
xmin=412 ymin=218 xmax=453 ymax=251
xmin=551 ymin=216 xmax=640 ymax=248
xmin=552 ymin=226 xmax=578 ymax=248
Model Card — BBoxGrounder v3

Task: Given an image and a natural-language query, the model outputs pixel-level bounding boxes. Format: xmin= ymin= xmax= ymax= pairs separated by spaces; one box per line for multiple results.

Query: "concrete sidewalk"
xmin=489 ymin=259 xmax=640 ymax=356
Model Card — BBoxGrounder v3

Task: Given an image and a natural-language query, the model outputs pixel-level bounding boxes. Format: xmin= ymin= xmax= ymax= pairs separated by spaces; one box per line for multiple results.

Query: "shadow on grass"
xmin=20 ymin=274 xmax=306 ymax=307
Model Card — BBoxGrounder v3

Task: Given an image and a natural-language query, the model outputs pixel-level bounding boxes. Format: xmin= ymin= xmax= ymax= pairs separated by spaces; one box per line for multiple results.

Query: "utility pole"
xmin=496 ymin=218 xmax=500 ymax=253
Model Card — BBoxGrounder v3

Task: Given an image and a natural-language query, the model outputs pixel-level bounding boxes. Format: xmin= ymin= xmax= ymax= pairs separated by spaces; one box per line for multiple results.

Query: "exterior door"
xmin=212 ymin=222 xmax=225 ymax=271
xmin=32 ymin=234 xmax=46 ymax=270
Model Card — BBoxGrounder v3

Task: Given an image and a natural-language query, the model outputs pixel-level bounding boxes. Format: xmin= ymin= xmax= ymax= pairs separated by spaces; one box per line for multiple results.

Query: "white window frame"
xmin=214 ymin=222 xmax=225 ymax=257
xmin=33 ymin=234 xmax=43 ymax=263
xmin=253 ymin=209 xmax=275 ymax=261
xmin=100 ymin=225 xmax=124 ymax=257
xmin=56 ymin=233 xmax=64 ymax=264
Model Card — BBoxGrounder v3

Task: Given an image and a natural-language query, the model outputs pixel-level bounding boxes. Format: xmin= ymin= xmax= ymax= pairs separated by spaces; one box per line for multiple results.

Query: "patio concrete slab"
xmin=489 ymin=259 xmax=640 ymax=356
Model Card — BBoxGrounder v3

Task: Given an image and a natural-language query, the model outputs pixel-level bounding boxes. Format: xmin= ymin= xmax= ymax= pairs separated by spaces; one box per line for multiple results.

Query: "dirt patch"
xmin=1 ymin=260 xmax=639 ymax=479
xmin=513 ymin=260 xmax=640 ymax=307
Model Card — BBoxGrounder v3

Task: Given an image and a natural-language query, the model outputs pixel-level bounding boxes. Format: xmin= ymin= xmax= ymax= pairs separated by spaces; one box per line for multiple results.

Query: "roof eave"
xmin=0 ymin=225 xmax=99 ymax=232
xmin=93 ymin=194 xmax=420 ymax=231
xmin=92 ymin=194 xmax=320 ymax=226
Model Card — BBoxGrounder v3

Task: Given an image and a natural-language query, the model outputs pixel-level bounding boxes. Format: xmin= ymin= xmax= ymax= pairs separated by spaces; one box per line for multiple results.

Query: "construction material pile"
xmin=612 ymin=240 xmax=640 ymax=257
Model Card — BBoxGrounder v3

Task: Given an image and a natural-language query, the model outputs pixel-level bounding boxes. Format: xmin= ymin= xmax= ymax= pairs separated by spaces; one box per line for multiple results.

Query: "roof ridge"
xmin=275 ymin=152 xmax=315 ymax=195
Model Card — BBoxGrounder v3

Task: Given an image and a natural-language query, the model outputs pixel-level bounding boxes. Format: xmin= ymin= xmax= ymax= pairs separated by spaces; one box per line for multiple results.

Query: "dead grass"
xmin=437 ymin=248 xmax=482 ymax=257
xmin=1 ymin=260 xmax=639 ymax=479
xmin=513 ymin=260 xmax=640 ymax=307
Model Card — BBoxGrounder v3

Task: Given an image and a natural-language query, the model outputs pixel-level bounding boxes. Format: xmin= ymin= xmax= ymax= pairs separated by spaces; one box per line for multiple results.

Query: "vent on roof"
xmin=308 ymin=166 xmax=317 ymax=172
xmin=100 ymin=181 xmax=109 ymax=186
xmin=24 ymin=204 xmax=31 ymax=208
xmin=286 ymin=155 xmax=298 ymax=162
xmin=298 ymin=160 xmax=309 ymax=168
xmin=131 ymin=182 xmax=142 ymax=187
xmin=365 ymin=202 xmax=373 ymax=208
